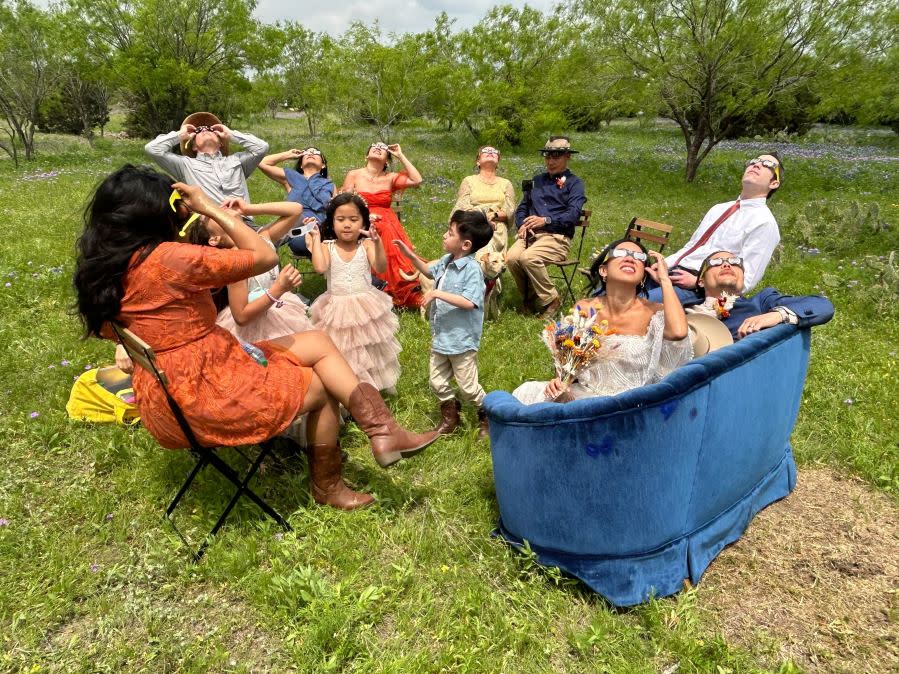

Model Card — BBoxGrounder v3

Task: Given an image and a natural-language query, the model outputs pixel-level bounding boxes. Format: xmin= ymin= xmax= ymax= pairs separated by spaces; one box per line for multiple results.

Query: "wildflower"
xmin=105 ymin=513 xmax=114 ymax=521
xmin=61 ymin=359 xmax=70 ymax=366
xmin=0 ymin=518 xmax=9 ymax=527
xmin=48 ymin=365 xmax=56 ymax=369
xmin=90 ymin=563 xmax=99 ymax=573
xmin=29 ymin=412 xmax=39 ymax=419
xmin=4 ymin=283 xmax=10 ymax=288
xmin=84 ymin=364 xmax=93 ymax=370
xmin=274 ymin=532 xmax=284 ymax=541
xmin=563 ymin=339 xmax=575 ymax=348
xmin=843 ymin=398 xmax=854 ymax=405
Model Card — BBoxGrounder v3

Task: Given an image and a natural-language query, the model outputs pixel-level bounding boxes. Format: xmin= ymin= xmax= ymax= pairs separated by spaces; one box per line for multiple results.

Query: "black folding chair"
xmin=112 ymin=323 xmax=291 ymax=562
xmin=548 ymin=209 xmax=592 ymax=307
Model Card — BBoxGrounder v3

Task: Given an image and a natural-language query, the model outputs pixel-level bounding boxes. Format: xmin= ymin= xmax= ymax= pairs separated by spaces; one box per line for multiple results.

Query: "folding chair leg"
xmin=560 ymin=270 xmax=576 ymax=307
xmin=166 ymin=454 xmax=208 ymax=518
xmin=192 ymin=445 xmax=291 ymax=562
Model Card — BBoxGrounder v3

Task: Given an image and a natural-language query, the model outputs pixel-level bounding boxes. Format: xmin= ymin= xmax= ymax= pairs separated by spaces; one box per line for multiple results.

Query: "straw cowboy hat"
xmin=687 ymin=313 xmax=734 ymax=356
xmin=541 ymin=137 xmax=579 ymax=154
xmin=180 ymin=112 xmax=229 ymax=157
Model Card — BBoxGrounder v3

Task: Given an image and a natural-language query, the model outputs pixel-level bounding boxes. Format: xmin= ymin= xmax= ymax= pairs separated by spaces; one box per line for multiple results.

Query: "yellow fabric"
xmin=66 ymin=367 xmax=140 ymax=426
xmin=451 ymin=175 xmax=516 ymax=238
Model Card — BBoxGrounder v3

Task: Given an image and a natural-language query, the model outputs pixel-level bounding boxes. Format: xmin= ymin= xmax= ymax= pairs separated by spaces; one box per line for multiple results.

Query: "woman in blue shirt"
xmin=259 ymin=147 xmax=336 ymax=257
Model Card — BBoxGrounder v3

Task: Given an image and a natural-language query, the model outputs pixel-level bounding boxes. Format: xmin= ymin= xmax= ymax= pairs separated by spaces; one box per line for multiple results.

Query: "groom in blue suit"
xmin=693 ymin=251 xmax=834 ymax=339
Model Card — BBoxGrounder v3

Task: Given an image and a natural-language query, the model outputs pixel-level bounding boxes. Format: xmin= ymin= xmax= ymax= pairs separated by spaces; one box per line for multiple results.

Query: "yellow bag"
xmin=66 ymin=366 xmax=140 ymax=426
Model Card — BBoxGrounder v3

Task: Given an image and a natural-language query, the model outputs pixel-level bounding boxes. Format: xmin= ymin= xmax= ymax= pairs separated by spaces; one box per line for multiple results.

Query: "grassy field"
xmin=0 ymin=117 xmax=897 ymax=673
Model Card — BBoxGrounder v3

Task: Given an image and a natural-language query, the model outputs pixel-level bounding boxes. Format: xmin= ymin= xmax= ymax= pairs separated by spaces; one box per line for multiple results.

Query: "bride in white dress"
xmin=513 ymin=238 xmax=692 ymax=403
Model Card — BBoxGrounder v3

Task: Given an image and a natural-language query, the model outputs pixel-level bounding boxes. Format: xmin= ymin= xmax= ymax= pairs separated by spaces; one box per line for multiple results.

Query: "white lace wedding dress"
xmin=513 ymin=311 xmax=693 ymax=403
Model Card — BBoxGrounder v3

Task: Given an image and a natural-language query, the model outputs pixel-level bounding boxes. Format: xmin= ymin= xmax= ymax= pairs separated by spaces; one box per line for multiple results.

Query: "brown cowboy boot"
xmin=307 ymin=443 xmax=374 ymax=510
xmin=434 ymin=399 xmax=461 ymax=435
xmin=347 ymin=382 xmax=440 ymax=468
xmin=476 ymin=406 xmax=490 ymax=441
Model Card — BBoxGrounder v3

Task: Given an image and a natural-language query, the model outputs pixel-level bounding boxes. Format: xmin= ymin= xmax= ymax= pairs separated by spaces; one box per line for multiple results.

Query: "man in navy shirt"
xmin=507 ymin=136 xmax=587 ymax=317
xmin=690 ymin=250 xmax=834 ymax=339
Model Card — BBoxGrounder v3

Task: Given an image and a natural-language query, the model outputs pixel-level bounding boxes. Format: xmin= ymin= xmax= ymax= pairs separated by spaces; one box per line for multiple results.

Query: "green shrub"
xmin=783 ymin=199 xmax=890 ymax=253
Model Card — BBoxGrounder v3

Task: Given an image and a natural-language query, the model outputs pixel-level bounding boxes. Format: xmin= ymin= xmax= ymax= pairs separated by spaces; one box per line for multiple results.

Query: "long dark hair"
xmin=74 ymin=165 xmax=181 ymax=337
xmin=588 ymin=237 xmax=650 ymax=297
xmin=321 ymin=192 xmax=370 ymax=241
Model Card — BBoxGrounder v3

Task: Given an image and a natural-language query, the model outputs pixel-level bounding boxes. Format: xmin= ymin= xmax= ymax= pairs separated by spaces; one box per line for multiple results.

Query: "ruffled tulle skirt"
xmin=311 ymin=287 xmax=401 ymax=391
xmin=216 ymin=293 xmax=315 ymax=343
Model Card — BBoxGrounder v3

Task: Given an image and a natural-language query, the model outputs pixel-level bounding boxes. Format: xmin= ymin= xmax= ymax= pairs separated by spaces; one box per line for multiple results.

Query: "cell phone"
xmin=290 ymin=222 xmax=317 ymax=238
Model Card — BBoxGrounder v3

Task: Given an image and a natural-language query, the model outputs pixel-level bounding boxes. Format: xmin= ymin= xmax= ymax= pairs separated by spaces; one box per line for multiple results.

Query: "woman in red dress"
xmin=340 ymin=142 xmax=423 ymax=308
xmin=74 ymin=166 xmax=438 ymax=511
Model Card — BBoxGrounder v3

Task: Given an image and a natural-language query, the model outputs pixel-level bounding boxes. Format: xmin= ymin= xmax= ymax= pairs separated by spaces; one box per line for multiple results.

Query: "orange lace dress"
xmin=111 ymin=242 xmax=312 ymax=449
xmin=358 ymin=173 xmax=423 ymax=308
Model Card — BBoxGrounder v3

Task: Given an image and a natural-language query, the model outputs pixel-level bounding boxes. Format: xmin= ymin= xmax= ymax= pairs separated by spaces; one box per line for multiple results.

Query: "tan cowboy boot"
xmin=307 ymin=443 xmax=374 ymax=510
xmin=347 ymin=383 xmax=440 ymax=468
xmin=434 ymin=399 xmax=461 ymax=435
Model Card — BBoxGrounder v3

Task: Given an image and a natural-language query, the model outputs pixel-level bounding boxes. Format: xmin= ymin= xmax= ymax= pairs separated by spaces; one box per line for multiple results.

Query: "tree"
xmin=816 ymin=2 xmax=899 ymax=135
xmin=317 ymin=22 xmax=432 ymax=139
xmin=458 ymin=6 xmax=568 ymax=145
xmin=279 ymin=24 xmax=336 ymax=138
xmin=69 ymin=0 xmax=261 ymax=136
xmin=0 ymin=0 xmax=59 ymax=164
xmin=416 ymin=13 xmax=476 ymax=133
xmin=580 ymin=0 xmax=868 ymax=180
xmin=37 ymin=72 xmax=111 ymax=140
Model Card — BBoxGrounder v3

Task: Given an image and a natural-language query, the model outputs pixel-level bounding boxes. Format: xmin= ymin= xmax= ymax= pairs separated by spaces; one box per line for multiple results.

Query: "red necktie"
xmin=674 ymin=199 xmax=740 ymax=268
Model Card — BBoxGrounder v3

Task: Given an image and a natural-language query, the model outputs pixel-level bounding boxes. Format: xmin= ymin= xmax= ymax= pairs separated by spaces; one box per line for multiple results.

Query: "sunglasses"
xmin=194 ymin=125 xmax=214 ymax=134
xmin=302 ymin=148 xmax=322 ymax=157
xmin=541 ymin=150 xmax=570 ymax=158
xmin=610 ymin=248 xmax=648 ymax=262
xmin=170 ymin=189 xmax=200 ymax=237
xmin=480 ymin=147 xmax=500 ymax=156
xmin=706 ymin=256 xmax=744 ymax=269
xmin=369 ymin=142 xmax=389 ymax=151
xmin=746 ymin=158 xmax=780 ymax=181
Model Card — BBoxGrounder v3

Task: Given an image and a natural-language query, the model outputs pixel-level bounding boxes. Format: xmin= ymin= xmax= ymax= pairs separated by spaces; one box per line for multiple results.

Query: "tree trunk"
xmin=685 ymin=147 xmax=700 ymax=182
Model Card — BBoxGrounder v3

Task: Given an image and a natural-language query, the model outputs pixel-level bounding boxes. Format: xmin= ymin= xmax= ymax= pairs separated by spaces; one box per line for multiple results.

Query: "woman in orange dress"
xmin=74 ymin=166 xmax=438 ymax=511
xmin=340 ymin=142 xmax=423 ymax=309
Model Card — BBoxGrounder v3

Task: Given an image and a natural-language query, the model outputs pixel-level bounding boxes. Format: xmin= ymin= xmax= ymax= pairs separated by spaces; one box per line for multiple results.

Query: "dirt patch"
xmin=700 ymin=468 xmax=899 ymax=673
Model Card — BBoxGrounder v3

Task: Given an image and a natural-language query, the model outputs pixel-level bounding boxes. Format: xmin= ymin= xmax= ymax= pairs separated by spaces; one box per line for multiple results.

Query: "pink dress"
xmin=310 ymin=241 xmax=401 ymax=391
xmin=216 ymin=240 xmax=315 ymax=342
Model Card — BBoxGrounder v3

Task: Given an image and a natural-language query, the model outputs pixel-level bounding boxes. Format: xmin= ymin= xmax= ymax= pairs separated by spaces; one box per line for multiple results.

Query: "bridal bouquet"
xmin=541 ymin=305 xmax=617 ymax=395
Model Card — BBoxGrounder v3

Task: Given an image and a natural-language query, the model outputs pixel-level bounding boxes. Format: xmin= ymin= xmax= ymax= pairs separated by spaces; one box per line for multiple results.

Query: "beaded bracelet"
xmin=264 ymin=288 xmax=284 ymax=308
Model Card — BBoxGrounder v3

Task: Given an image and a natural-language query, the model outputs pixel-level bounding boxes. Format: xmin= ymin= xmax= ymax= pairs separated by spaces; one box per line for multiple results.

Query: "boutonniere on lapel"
xmin=555 ymin=175 xmax=567 ymax=189
xmin=709 ymin=293 xmax=737 ymax=319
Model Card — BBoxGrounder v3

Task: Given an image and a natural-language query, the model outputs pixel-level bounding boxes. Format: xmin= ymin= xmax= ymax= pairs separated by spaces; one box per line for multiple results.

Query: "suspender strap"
xmin=674 ymin=200 xmax=740 ymax=268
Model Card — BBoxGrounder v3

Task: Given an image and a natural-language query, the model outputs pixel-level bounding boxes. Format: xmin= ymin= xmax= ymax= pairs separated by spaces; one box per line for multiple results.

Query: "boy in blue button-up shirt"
xmin=395 ymin=211 xmax=494 ymax=439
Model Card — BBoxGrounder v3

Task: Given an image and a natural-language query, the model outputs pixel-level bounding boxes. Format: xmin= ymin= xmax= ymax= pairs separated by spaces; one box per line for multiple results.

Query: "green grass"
xmin=0 ymin=117 xmax=897 ymax=672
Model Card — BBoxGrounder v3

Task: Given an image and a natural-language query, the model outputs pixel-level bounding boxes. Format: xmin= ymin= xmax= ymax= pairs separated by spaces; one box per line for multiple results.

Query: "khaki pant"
xmin=429 ymin=350 xmax=485 ymax=406
xmin=506 ymin=232 xmax=570 ymax=308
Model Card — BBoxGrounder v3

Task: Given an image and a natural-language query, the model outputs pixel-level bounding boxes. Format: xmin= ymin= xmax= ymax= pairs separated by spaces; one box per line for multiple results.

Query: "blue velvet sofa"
xmin=484 ymin=324 xmax=809 ymax=607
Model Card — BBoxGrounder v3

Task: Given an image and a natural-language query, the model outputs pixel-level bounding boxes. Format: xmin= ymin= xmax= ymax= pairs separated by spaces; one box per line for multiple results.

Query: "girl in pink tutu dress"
xmin=187 ymin=199 xmax=316 ymax=342
xmin=309 ymin=193 xmax=401 ymax=392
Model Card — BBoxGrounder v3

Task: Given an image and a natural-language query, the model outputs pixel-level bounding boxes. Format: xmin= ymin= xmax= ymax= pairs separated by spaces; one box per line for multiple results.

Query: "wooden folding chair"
xmin=548 ymin=209 xmax=592 ymax=307
xmin=624 ymin=217 xmax=674 ymax=252
xmin=112 ymin=323 xmax=291 ymax=562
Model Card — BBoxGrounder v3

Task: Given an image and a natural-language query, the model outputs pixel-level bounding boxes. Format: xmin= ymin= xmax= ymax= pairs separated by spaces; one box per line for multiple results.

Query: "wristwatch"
xmin=544 ymin=216 xmax=552 ymax=225
xmin=774 ymin=306 xmax=798 ymax=324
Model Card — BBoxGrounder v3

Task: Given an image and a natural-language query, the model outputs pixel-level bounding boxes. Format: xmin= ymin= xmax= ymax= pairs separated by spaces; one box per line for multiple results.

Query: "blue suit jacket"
xmin=724 ymin=287 xmax=834 ymax=339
